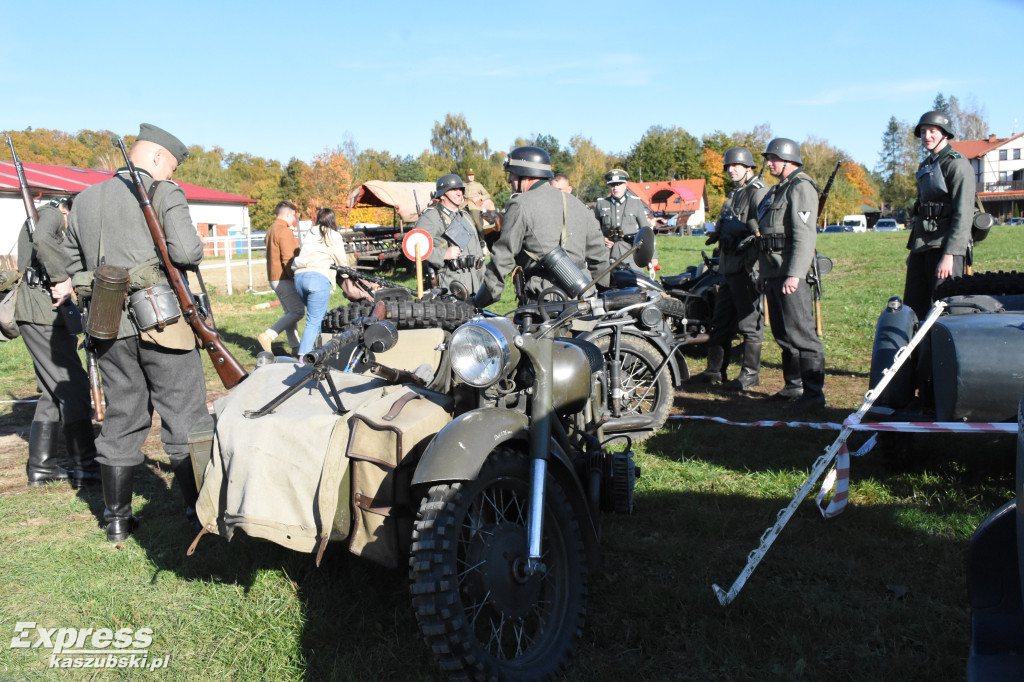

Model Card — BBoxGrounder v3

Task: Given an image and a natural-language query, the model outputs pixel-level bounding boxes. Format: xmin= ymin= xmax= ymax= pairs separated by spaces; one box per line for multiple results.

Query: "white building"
xmin=950 ymin=132 xmax=1024 ymax=220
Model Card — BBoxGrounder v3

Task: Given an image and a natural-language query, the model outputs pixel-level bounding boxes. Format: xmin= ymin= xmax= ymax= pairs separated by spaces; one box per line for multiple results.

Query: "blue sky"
xmin=3 ymin=0 xmax=1022 ymax=170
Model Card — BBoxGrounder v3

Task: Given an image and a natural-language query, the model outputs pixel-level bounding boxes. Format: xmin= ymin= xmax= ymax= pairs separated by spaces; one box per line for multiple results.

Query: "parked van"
xmin=842 ymin=215 xmax=868 ymax=232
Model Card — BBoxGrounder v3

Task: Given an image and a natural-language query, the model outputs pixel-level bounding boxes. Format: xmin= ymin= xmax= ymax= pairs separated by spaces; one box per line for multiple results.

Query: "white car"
xmin=874 ymin=219 xmax=900 ymax=232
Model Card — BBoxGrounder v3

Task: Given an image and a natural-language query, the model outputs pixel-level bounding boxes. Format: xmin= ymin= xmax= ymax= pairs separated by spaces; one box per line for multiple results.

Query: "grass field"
xmin=1 ymin=227 xmax=1023 ymax=680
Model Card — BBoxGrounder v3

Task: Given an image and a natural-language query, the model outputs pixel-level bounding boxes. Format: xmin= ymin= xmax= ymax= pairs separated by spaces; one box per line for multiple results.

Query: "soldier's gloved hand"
xmin=704 ymin=232 xmax=719 ymax=246
xmin=736 ymin=235 xmax=758 ymax=252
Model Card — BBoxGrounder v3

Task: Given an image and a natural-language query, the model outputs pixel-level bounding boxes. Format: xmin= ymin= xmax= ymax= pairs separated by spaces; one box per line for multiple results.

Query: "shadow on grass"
xmin=128 ymin=485 xmax=440 ymax=681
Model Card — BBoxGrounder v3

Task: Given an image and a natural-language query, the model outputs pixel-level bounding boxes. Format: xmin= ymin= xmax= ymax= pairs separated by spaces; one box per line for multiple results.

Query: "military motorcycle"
xmin=186 ymin=269 xmax=645 ymax=681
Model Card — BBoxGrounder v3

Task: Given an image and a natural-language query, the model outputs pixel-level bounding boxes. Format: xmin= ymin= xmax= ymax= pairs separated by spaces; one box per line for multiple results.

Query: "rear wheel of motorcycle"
xmin=410 ymin=447 xmax=587 ymax=682
xmin=593 ymin=333 xmax=673 ymax=442
xmin=933 ymin=270 xmax=1024 ymax=299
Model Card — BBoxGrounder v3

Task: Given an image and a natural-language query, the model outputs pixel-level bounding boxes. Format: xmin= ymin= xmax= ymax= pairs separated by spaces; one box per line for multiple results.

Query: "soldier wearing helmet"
xmin=904 ymin=110 xmax=976 ymax=320
xmin=414 ymin=173 xmax=485 ymax=293
xmin=694 ymin=147 xmax=769 ymax=390
xmin=473 ymin=146 xmax=608 ymax=307
xmin=593 ymin=168 xmax=657 ymax=273
xmin=756 ymin=137 xmax=826 ymax=413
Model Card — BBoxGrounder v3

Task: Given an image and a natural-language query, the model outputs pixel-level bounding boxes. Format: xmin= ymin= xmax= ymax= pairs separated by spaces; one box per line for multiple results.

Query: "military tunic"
xmin=757 ymin=170 xmax=824 ymax=365
xmin=707 ymin=177 xmax=769 ymax=362
xmin=594 ymin=194 xmax=652 ymax=271
xmin=64 ymin=168 xmax=208 ymax=468
xmin=476 ymin=181 xmax=608 ymax=307
xmin=903 ymin=144 xmax=975 ymax=319
xmin=414 ymin=204 xmax=485 ymax=292
xmin=14 ymin=204 xmax=92 ymax=424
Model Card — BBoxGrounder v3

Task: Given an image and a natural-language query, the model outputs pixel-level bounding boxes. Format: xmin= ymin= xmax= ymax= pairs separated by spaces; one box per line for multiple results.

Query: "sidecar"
xmin=188 ymin=327 xmax=454 ymax=567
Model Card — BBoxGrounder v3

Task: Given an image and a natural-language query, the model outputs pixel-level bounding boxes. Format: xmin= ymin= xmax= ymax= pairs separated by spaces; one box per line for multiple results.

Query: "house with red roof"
xmin=624 ymin=179 xmax=708 ymax=233
xmin=950 ymin=132 xmax=1024 ymax=220
xmin=0 ymin=160 xmax=256 ymax=260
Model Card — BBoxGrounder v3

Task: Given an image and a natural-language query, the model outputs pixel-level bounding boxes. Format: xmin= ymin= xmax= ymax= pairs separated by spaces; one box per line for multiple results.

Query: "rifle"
xmin=810 ymin=161 xmax=842 ymax=336
xmin=114 ymin=137 xmax=248 ymax=389
xmin=6 ymin=135 xmax=84 ymax=334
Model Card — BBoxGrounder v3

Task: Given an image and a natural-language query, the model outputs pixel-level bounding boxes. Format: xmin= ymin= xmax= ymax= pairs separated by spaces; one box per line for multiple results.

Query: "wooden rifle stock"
xmin=114 ymin=138 xmax=248 ymax=389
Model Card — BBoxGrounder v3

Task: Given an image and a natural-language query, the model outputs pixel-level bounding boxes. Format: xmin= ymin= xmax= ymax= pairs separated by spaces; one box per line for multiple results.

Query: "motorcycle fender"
xmin=412 ymin=406 xmax=601 ymax=565
xmin=580 ymin=328 xmax=685 ymax=386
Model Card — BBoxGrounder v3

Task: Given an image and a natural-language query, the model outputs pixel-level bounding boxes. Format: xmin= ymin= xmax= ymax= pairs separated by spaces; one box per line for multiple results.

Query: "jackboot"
xmin=101 ymin=465 xmax=138 ymax=542
xmin=724 ymin=342 xmax=762 ymax=391
xmin=769 ymin=351 xmax=803 ymax=401
xmin=784 ymin=356 xmax=826 ymax=414
xmin=62 ymin=420 xmax=101 ymax=489
xmin=170 ymin=457 xmax=202 ymax=535
xmin=26 ymin=421 xmax=69 ymax=486
xmin=693 ymin=344 xmax=726 ymax=384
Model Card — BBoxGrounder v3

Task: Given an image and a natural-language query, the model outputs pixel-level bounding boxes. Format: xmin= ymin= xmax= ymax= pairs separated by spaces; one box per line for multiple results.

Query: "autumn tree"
xmin=568 ymin=135 xmax=619 ymax=202
xmin=304 ymin=147 xmax=353 ymax=222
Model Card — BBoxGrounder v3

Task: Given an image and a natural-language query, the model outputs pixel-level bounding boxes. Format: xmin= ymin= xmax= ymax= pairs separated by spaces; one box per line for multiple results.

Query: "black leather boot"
xmin=26 ymin=421 xmax=69 ymax=486
xmin=101 ymin=464 xmax=138 ymax=542
xmin=770 ymin=351 xmax=804 ymax=400
xmin=62 ymin=420 xmax=101 ymax=488
xmin=785 ymin=356 xmax=826 ymax=414
xmin=171 ymin=457 xmax=202 ymax=534
xmin=724 ymin=342 xmax=762 ymax=390
xmin=693 ymin=344 xmax=726 ymax=384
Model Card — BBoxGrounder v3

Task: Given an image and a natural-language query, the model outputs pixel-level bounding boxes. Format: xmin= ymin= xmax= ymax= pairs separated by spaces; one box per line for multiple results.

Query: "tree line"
xmin=3 ymin=94 xmax=989 ymax=233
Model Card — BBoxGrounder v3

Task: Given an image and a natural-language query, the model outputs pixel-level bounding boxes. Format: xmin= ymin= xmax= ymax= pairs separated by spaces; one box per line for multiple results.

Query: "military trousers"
xmin=20 ymin=322 xmax=93 ymax=424
xmin=610 ymin=237 xmax=644 ymax=273
xmin=708 ymin=271 xmax=763 ymax=349
xmin=903 ymin=250 xmax=965 ymax=321
xmin=93 ymin=335 xmax=208 ymax=467
xmin=764 ymin=277 xmax=824 ymax=363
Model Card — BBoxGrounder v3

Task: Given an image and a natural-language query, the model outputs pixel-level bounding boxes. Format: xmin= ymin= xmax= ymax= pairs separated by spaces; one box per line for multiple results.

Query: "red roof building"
xmin=1 ymin=160 xmax=256 ymax=260
xmin=625 ymin=179 xmax=708 ymax=230
xmin=950 ymin=132 xmax=1024 ymax=219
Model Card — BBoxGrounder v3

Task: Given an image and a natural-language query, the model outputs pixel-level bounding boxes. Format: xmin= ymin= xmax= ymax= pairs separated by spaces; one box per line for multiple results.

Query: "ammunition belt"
xmin=446 ymin=255 xmax=485 ymax=272
xmin=759 ymin=233 xmax=787 ymax=254
xmin=919 ymin=202 xmax=952 ymax=218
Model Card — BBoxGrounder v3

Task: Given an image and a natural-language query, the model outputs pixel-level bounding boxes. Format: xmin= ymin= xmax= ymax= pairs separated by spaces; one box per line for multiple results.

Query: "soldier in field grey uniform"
xmin=756 ymin=138 xmax=826 ymax=413
xmin=474 ymin=146 xmax=608 ymax=307
xmin=415 ymin=174 xmax=485 ymax=296
xmin=594 ymin=169 xmax=656 ymax=273
xmin=694 ymin=147 xmax=769 ymax=390
xmin=62 ymin=123 xmax=207 ymax=542
xmin=15 ymin=195 xmax=100 ymax=488
xmin=904 ymin=110 xmax=976 ymax=320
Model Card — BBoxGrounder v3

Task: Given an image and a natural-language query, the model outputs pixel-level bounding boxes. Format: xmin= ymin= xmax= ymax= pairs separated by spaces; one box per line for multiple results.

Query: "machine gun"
xmin=115 ymin=137 xmax=248 ymax=389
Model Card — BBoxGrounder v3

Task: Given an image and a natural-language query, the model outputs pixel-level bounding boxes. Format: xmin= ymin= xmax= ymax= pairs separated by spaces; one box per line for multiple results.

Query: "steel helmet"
xmin=723 ymin=146 xmax=756 ymax=168
xmin=604 ymin=168 xmax=630 ymax=184
xmin=502 ymin=146 xmax=554 ymax=179
xmin=762 ymin=138 xmax=802 ymax=165
xmin=914 ymin=110 xmax=956 ymax=139
xmin=435 ymin=173 xmax=465 ymax=196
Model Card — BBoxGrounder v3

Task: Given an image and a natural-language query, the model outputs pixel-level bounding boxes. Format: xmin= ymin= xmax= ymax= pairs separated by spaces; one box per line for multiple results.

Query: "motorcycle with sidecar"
xmin=184 ymin=242 xmax=659 ymax=681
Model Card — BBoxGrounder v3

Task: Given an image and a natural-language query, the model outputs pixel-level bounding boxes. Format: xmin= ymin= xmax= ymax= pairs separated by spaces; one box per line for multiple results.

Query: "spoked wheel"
xmin=593 ymin=333 xmax=672 ymax=442
xmin=410 ymin=448 xmax=587 ymax=682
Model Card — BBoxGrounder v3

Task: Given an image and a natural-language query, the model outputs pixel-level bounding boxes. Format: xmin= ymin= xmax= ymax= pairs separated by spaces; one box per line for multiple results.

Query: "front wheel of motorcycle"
xmin=410 ymin=447 xmax=588 ymax=682
xmin=593 ymin=333 xmax=673 ymax=442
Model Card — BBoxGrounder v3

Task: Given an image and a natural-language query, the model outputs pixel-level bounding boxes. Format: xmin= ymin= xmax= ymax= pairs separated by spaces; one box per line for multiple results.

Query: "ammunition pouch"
xmin=22 ymin=266 xmax=43 ymax=287
xmin=760 ymin=233 xmax=787 ymax=254
xmin=85 ymin=264 xmax=130 ymax=340
xmin=918 ymin=202 xmax=952 ymax=219
xmin=446 ymin=255 xmax=485 ymax=272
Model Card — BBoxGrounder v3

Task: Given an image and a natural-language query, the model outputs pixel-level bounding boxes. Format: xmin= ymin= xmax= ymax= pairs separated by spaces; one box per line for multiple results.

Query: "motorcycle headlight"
xmin=449 ymin=318 xmax=520 ymax=387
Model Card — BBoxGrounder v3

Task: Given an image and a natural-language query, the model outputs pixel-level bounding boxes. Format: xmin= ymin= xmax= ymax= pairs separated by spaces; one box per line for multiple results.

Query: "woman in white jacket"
xmin=292 ymin=208 xmax=351 ymax=355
